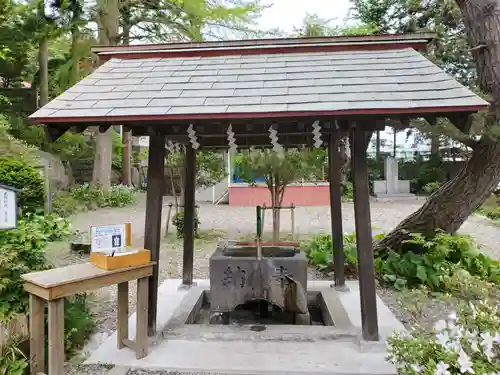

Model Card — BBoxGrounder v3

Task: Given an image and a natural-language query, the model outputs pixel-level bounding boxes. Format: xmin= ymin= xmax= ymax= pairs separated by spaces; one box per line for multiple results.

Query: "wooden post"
xmin=143 ymin=131 xmax=166 ymax=336
xmin=182 ymin=146 xmax=196 ymax=286
xmin=261 ymin=203 xmax=266 ymax=237
xmin=136 ymin=277 xmax=149 ymax=359
xmin=48 ymin=298 xmax=64 ymax=375
xmin=350 ymin=127 xmax=379 ymax=341
xmin=117 ymin=282 xmax=129 ymax=349
xmin=328 ymin=132 xmax=345 ymax=288
xmin=29 ymin=294 xmax=45 ymax=375
xmin=290 ymin=203 xmax=295 ymax=240
xmin=164 ymin=203 xmax=173 ymax=237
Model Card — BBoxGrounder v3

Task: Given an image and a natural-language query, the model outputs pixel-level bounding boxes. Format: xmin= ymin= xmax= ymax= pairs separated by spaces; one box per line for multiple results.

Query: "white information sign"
xmin=0 ymin=185 xmax=18 ymax=230
xmin=91 ymin=224 xmax=127 ymax=254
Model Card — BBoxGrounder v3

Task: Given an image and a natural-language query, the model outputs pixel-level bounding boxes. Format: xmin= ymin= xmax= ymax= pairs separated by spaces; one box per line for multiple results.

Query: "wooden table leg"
xmin=136 ymin=277 xmax=149 ymax=359
xmin=117 ymin=281 xmax=129 ymax=349
xmin=29 ymin=294 xmax=45 ymax=375
xmin=48 ymin=298 xmax=65 ymax=375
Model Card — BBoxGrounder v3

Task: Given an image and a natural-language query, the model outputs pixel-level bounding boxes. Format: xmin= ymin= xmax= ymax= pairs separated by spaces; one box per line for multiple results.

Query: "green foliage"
xmin=376 ymin=232 xmax=500 ymax=293
xmin=64 ymin=294 xmax=94 ymax=356
xmin=196 ymin=151 xmax=226 ymax=188
xmin=342 ymin=182 xmax=354 ymax=200
xmin=0 ymin=213 xmax=70 ymax=320
xmin=423 ymin=181 xmax=441 ymax=195
xmin=0 ymin=158 xmax=44 ymax=213
xmin=69 ymin=184 xmax=136 ymax=209
xmin=0 ymin=211 xmax=94 ymax=358
xmin=0 ymin=336 xmax=28 ymax=375
xmin=172 ymin=210 xmax=199 ymax=239
xmin=166 ymin=150 xmax=226 ymax=189
xmin=387 ymin=300 xmax=500 ymax=375
xmin=304 ymin=232 xmax=385 ymax=277
xmin=477 ymin=195 xmax=500 ymax=221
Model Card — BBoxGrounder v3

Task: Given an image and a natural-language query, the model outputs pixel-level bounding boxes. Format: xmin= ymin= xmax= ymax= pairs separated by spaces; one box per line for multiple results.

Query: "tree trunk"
xmin=38 ymin=38 xmax=49 ymax=106
xmin=92 ymin=0 xmax=119 ymax=190
xmin=376 ymin=0 xmax=500 ymax=253
xmin=430 ymin=135 xmax=440 ymax=158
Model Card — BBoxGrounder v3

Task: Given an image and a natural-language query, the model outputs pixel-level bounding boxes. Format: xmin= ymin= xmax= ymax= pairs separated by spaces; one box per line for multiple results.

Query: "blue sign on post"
xmin=0 ymin=184 xmax=19 ymax=230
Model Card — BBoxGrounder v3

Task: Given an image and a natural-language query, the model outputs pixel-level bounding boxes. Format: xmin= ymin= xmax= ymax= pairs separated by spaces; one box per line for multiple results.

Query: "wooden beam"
xmin=182 ymin=145 xmax=197 ymax=285
xmin=350 ymin=126 xmax=379 ymax=342
xmin=328 ymin=132 xmax=345 ymax=288
xmin=447 ymin=113 xmax=474 ymax=134
xmin=44 ymin=125 xmax=70 ymax=142
xmin=99 ymin=125 xmax=111 ymax=133
xmin=143 ymin=131 xmax=166 ymax=336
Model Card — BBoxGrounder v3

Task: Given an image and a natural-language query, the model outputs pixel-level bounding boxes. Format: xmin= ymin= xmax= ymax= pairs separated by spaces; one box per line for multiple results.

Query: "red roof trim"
xmin=97 ymin=42 xmax=429 ymax=61
xmin=30 ymin=105 xmax=487 ymax=125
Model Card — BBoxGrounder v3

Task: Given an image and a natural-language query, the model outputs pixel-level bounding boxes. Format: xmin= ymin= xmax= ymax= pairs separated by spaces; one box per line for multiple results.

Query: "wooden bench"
xmin=22 ymin=262 xmax=154 ymax=375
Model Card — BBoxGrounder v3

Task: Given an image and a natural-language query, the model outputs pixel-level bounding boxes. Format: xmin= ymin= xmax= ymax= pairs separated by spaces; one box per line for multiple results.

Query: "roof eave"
xmin=29 ymin=104 xmax=488 ymax=126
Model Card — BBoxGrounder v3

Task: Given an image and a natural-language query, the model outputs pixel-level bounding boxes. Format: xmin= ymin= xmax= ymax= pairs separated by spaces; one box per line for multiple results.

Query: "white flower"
xmin=458 ymin=350 xmax=475 ymax=374
xmin=469 ymin=338 xmax=480 ymax=353
xmin=435 ymin=362 xmax=451 ymax=375
xmin=435 ymin=320 xmax=448 ymax=332
xmin=436 ymin=331 xmax=451 ymax=347
xmin=448 ymin=312 xmax=458 ymax=321
xmin=481 ymin=332 xmax=495 ymax=359
xmin=411 ymin=364 xmax=424 ymax=373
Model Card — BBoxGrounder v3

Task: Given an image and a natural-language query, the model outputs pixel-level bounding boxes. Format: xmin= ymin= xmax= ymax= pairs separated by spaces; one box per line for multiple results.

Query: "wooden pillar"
xmin=48 ymin=298 xmax=64 ymax=375
xmin=182 ymin=145 xmax=196 ymax=285
xmin=143 ymin=131 xmax=165 ymax=336
xmin=29 ymin=294 xmax=45 ymax=375
xmin=350 ymin=126 xmax=379 ymax=341
xmin=328 ymin=132 xmax=345 ymax=288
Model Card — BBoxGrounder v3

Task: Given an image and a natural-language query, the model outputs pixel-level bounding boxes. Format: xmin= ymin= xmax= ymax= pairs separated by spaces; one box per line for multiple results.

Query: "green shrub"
xmin=375 ymin=232 xmax=500 ymax=292
xmin=69 ymin=184 xmax=136 ymax=209
xmin=64 ymin=294 xmax=95 ymax=356
xmin=0 ymin=214 xmax=70 ymax=320
xmin=172 ymin=211 xmax=200 ymax=239
xmin=423 ymin=181 xmax=441 ymax=195
xmin=342 ymin=182 xmax=354 ymax=201
xmin=0 ymin=158 xmax=44 ymax=213
xmin=52 ymin=191 xmax=82 ymax=217
xmin=304 ymin=232 xmax=384 ymax=277
xmin=0 ymin=336 xmax=28 ymax=375
xmin=0 ymin=213 xmax=94 ymax=358
xmin=387 ymin=300 xmax=500 ymax=375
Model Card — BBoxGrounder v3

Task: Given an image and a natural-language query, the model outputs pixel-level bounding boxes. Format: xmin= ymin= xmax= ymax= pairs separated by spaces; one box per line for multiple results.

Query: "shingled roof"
xmin=29 ymin=34 xmax=488 ymax=127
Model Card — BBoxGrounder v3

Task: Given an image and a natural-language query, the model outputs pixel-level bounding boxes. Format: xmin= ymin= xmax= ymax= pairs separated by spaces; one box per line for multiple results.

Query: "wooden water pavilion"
xmin=29 ymin=33 xmax=488 ymax=343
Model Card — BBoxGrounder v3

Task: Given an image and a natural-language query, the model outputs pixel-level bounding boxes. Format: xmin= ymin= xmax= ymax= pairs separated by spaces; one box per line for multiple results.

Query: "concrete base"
xmin=85 ymin=280 xmax=405 ymax=375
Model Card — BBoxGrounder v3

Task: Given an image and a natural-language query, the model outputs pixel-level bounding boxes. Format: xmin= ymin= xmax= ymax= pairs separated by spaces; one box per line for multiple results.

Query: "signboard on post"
xmin=0 ymin=184 xmax=19 ymax=230
xmin=90 ymin=223 xmax=132 ymax=255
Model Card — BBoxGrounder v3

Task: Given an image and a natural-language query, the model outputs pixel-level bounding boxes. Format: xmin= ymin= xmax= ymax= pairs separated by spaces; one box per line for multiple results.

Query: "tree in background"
xmin=167 ymin=149 xmax=226 ymax=213
xmin=347 ymin=0 xmax=500 ymax=251
xmin=235 ymin=149 xmax=325 ymax=241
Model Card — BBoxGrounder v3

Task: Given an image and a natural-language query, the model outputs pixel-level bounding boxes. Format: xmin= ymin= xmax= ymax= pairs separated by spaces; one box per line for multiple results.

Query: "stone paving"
xmin=71 ymin=194 xmax=500 ymax=259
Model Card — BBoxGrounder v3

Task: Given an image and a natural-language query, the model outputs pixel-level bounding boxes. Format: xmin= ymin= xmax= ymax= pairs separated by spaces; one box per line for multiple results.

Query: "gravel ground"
xmin=53 ymin=195 xmax=500 ymax=375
